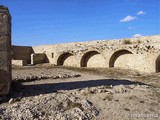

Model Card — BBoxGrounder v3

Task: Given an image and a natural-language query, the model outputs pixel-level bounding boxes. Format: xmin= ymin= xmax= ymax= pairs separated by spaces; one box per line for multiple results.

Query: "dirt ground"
xmin=0 ymin=64 xmax=160 ymax=120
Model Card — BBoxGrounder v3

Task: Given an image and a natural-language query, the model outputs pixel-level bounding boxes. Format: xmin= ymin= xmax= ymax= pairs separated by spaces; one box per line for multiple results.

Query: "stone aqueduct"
xmin=0 ymin=5 xmax=160 ymax=95
xmin=12 ymin=35 xmax=160 ymax=73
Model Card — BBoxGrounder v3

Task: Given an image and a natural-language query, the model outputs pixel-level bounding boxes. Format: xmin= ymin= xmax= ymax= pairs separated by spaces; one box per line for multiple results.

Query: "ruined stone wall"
xmin=32 ymin=35 xmax=160 ymax=73
xmin=12 ymin=45 xmax=33 ymax=64
xmin=11 ymin=34 xmax=160 ymax=73
xmin=0 ymin=5 xmax=12 ymax=95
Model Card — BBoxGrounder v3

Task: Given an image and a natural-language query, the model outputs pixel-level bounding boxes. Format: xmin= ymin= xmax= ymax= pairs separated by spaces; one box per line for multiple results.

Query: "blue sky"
xmin=0 ymin=0 xmax=159 ymax=46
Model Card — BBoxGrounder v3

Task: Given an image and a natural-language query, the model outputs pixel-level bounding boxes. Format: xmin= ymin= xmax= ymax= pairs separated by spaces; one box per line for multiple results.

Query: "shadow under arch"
xmin=156 ymin=55 xmax=160 ymax=73
xmin=57 ymin=52 xmax=76 ymax=66
xmin=109 ymin=49 xmax=133 ymax=67
xmin=80 ymin=50 xmax=106 ymax=67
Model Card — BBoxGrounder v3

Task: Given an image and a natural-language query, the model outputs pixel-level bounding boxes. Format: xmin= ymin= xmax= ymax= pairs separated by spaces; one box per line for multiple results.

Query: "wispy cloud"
xmin=137 ymin=10 xmax=146 ymax=15
xmin=133 ymin=34 xmax=143 ymax=38
xmin=120 ymin=15 xmax=136 ymax=22
xmin=128 ymin=26 xmax=135 ymax=30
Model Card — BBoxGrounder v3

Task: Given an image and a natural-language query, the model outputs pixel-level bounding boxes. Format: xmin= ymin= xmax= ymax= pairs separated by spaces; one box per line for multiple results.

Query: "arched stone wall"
xmin=31 ymin=35 xmax=160 ymax=73
xmin=109 ymin=49 xmax=134 ymax=69
xmin=57 ymin=53 xmax=77 ymax=67
xmin=80 ymin=51 xmax=106 ymax=67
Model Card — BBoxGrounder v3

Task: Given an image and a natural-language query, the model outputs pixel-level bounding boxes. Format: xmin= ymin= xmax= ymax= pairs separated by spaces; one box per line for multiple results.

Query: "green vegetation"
xmin=123 ymin=39 xmax=132 ymax=44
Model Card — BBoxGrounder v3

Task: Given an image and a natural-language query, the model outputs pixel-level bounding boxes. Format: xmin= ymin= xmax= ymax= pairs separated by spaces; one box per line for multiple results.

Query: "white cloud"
xmin=120 ymin=15 xmax=136 ymax=22
xmin=137 ymin=10 xmax=146 ymax=15
xmin=133 ymin=34 xmax=143 ymax=38
xmin=128 ymin=26 xmax=135 ymax=30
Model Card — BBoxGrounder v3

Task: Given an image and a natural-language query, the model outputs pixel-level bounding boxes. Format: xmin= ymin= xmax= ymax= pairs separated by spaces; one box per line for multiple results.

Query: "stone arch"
xmin=57 ymin=52 xmax=77 ymax=67
xmin=80 ymin=51 xmax=106 ymax=67
xmin=109 ymin=49 xmax=133 ymax=68
xmin=156 ymin=55 xmax=160 ymax=73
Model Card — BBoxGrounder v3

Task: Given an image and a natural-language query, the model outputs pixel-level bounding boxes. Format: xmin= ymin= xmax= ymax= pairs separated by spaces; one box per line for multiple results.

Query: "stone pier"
xmin=0 ymin=5 xmax=12 ymax=95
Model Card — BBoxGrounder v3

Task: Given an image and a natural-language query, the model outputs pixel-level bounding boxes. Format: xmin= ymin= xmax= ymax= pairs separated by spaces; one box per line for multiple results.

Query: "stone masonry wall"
xmin=10 ymin=32 xmax=160 ymax=73
xmin=0 ymin=5 xmax=12 ymax=95
xmin=12 ymin=45 xmax=33 ymax=64
xmin=32 ymin=35 xmax=160 ymax=73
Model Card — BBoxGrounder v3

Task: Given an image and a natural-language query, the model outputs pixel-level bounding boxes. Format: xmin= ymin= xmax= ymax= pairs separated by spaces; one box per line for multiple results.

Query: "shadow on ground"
xmin=8 ymin=79 xmax=146 ymax=98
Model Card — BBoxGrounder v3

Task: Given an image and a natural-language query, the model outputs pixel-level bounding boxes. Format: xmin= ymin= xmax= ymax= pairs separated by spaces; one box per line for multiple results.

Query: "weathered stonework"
xmin=12 ymin=35 xmax=160 ymax=73
xmin=32 ymin=35 xmax=160 ymax=73
xmin=11 ymin=35 xmax=160 ymax=73
xmin=0 ymin=5 xmax=12 ymax=95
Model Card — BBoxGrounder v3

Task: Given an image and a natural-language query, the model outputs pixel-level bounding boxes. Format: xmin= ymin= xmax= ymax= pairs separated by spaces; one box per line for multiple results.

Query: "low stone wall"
xmin=0 ymin=5 xmax=12 ymax=95
xmin=31 ymin=53 xmax=47 ymax=65
xmin=12 ymin=60 xmax=27 ymax=66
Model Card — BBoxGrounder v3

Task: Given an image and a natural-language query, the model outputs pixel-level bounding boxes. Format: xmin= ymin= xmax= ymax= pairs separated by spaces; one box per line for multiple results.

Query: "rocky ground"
xmin=0 ymin=65 xmax=160 ymax=120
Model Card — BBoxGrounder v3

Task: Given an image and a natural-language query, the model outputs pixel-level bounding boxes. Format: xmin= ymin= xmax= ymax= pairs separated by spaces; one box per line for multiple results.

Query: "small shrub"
xmin=123 ymin=39 xmax=132 ymax=44
xmin=102 ymin=94 xmax=113 ymax=101
xmin=124 ymin=108 xmax=130 ymax=111
xmin=115 ymin=99 xmax=119 ymax=102
xmin=139 ymin=100 xmax=144 ymax=103
xmin=65 ymin=101 xmax=84 ymax=110
xmin=136 ymin=73 xmax=141 ymax=76
xmin=137 ymin=40 xmax=141 ymax=44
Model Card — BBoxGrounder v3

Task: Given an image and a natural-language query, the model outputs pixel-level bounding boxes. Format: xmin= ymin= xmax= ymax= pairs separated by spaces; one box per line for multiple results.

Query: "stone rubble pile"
xmin=13 ymin=73 xmax=81 ymax=82
xmin=0 ymin=93 xmax=98 ymax=120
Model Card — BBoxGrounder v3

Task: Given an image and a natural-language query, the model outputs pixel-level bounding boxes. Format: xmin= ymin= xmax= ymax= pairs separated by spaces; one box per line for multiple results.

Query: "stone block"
xmin=12 ymin=60 xmax=27 ymax=66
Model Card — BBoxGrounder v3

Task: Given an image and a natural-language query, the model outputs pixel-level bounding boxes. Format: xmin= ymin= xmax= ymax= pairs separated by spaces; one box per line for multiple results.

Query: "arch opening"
xmin=57 ymin=53 xmax=77 ymax=67
xmin=156 ymin=55 xmax=160 ymax=73
xmin=109 ymin=50 xmax=133 ymax=68
xmin=81 ymin=51 xmax=106 ymax=67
